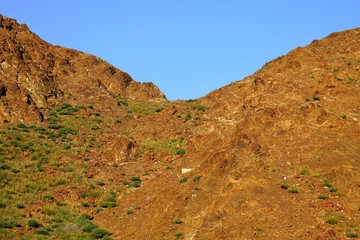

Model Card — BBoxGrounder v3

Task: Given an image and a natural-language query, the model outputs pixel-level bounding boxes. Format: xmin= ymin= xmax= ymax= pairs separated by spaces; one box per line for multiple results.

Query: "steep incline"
xmin=0 ymin=15 xmax=165 ymax=123
xmin=95 ymin=28 xmax=360 ymax=239
xmin=0 ymin=14 xmax=359 ymax=240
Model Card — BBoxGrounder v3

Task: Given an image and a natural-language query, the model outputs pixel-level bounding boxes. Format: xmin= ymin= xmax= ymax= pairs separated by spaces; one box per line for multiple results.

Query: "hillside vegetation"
xmin=0 ymin=15 xmax=359 ymax=239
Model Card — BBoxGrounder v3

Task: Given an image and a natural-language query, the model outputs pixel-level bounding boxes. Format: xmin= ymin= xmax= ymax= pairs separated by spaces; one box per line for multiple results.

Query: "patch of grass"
xmin=0 ymin=109 xmax=119 ymax=239
xmin=184 ymin=114 xmax=191 ymax=122
xmin=16 ymin=203 xmax=25 ymax=209
xmin=175 ymin=232 xmax=184 ymax=239
xmin=318 ymin=195 xmax=329 ymax=200
xmin=179 ymin=177 xmax=188 ymax=183
xmin=323 ymin=179 xmax=337 ymax=192
xmin=193 ymin=175 xmax=202 ymax=181
xmin=300 ymin=168 xmax=310 ymax=175
xmin=96 ymin=181 xmax=105 ymax=186
xmin=128 ymin=102 xmax=165 ymax=115
xmin=90 ymin=124 xmax=100 ymax=130
xmin=346 ymin=232 xmax=358 ymax=238
xmin=141 ymin=137 xmax=186 ymax=156
xmin=176 ymin=148 xmax=186 ymax=156
xmin=117 ymin=98 xmax=128 ymax=107
xmin=91 ymin=228 xmax=111 ymax=239
xmin=313 ymin=95 xmax=320 ymax=101
xmin=56 ymin=103 xmax=80 ymax=115
xmin=288 ymin=187 xmax=298 ymax=193
xmin=280 ymin=183 xmax=289 ymax=189
xmin=126 ymin=176 xmax=142 ymax=188
xmin=27 ymin=219 xmax=40 ymax=228
xmin=35 ymin=227 xmax=52 ymax=235
xmin=174 ymin=219 xmax=183 ymax=224
xmin=0 ymin=219 xmax=21 ymax=228
xmin=191 ymin=105 xmax=206 ymax=112
xmin=326 ymin=216 xmax=338 ymax=225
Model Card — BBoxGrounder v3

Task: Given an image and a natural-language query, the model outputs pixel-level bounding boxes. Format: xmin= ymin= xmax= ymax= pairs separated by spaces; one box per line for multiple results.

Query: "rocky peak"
xmin=0 ymin=15 xmax=166 ymax=124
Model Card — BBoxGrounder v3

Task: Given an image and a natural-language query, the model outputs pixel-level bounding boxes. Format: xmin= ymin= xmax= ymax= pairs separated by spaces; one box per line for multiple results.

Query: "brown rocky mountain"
xmin=0 ymin=15 xmax=359 ymax=240
xmin=0 ymin=15 xmax=165 ymax=124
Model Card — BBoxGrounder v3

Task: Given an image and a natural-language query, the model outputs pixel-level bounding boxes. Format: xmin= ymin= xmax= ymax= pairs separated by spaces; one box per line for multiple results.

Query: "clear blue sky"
xmin=1 ymin=1 xmax=359 ymax=100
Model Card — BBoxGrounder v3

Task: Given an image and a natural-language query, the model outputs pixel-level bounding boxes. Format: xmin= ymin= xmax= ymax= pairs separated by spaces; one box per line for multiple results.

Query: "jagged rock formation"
xmin=0 ymin=15 xmax=359 ymax=240
xmin=0 ymin=15 xmax=165 ymax=123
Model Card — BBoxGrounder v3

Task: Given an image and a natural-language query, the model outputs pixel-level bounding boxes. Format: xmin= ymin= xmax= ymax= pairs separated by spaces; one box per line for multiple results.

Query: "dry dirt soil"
xmin=0 ymin=15 xmax=359 ymax=240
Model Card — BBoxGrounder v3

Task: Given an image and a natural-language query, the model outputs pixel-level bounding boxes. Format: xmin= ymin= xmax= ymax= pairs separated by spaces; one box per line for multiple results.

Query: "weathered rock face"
xmin=0 ymin=14 xmax=359 ymax=240
xmin=0 ymin=15 xmax=166 ymax=123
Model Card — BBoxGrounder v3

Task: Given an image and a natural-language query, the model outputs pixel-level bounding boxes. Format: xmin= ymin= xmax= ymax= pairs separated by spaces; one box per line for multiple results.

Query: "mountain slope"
xmin=95 ymin=28 xmax=360 ymax=239
xmin=0 ymin=15 xmax=165 ymax=123
xmin=0 ymin=15 xmax=359 ymax=240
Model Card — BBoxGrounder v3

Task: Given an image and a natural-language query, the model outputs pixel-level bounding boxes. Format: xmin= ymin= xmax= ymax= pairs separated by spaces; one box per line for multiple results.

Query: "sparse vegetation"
xmin=179 ymin=177 xmax=188 ymax=183
xmin=346 ymin=232 xmax=358 ymax=238
xmin=27 ymin=219 xmax=40 ymax=228
xmin=288 ymin=187 xmax=298 ymax=193
xmin=0 ymin=103 xmax=117 ymax=239
xmin=313 ymin=95 xmax=320 ymax=101
xmin=318 ymin=195 xmax=329 ymax=200
xmin=300 ymin=168 xmax=310 ymax=175
xmin=174 ymin=219 xmax=183 ymax=224
xmin=1 ymin=21 xmax=360 ymax=239
xmin=323 ymin=179 xmax=338 ymax=192
xmin=174 ymin=232 xmax=184 ymax=239
xmin=193 ymin=175 xmax=202 ymax=181
xmin=326 ymin=216 xmax=339 ymax=225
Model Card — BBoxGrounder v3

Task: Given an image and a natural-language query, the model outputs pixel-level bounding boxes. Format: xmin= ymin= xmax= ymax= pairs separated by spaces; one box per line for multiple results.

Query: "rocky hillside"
xmin=0 ymin=15 xmax=165 ymax=124
xmin=0 ymin=15 xmax=359 ymax=240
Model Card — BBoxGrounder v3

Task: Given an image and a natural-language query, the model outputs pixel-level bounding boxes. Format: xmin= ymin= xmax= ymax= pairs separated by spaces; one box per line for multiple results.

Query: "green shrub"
xmin=35 ymin=227 xmax=51 ymax=235
xmin=79 ymin=213 xmax=93 ymax=220
xmin=56 ymin=103 xmax=79 ymax=115
xmin=28 ymin=219 xmax=40 ymax=228
xmin=300 ymin=168 xmax=310 ymax=175
xmin=176 ymin=149 xmax=186 ymax=156
xmin=94 ymin=208 xmax=104 ymax=213
xmin=16 ymin=203 xmax=25 ymax=209
xmin=90 ymin=125 xmax=100 ymax=130
xmin=91 ymin=228 xmax=111 ymax=238
xmin=175 ymin=232 xmax=184 ymax=238
xmin=193 ymin=175 xmax=202 ymax=181
xmin=82 ymin=202 xmax=90 ymax=207
xmin=318 ymin=195 xmax=329 ymax=200
xmin=326 ymin=216 xmax=338 ymax=225
xmin=130 ymin=176 xmax=141 ymax=182
xmin=346 ymin=232 xmax=358 ymax=238
xmin=0 ymin=201 xmax=6 ymax=208
xmin=82 ymin=222 xmax=98 ymax=232
xmin=179 ymin=177 xmax=188 ymax=183
xmin=280 ymin=183 xmax=289 ymax=189
xmin=17 ymin=123 xmax=27 ymax=128
xmin=96 ymin=181 xmax=105 ymax=186
xmin=191 ymin=105 xmax=206 ymax=111
xmin=117 ymin=99 xmax=129 ymax=106
xmin=174 ymin=219 xmax=183 ymax=224
xmin=0 ymin=219 xmax=21 ymax=228
xmin=288 ymin=187 xmax=298 ymax=193
xmin=92 ymin=118 xmax=103 ymax=123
